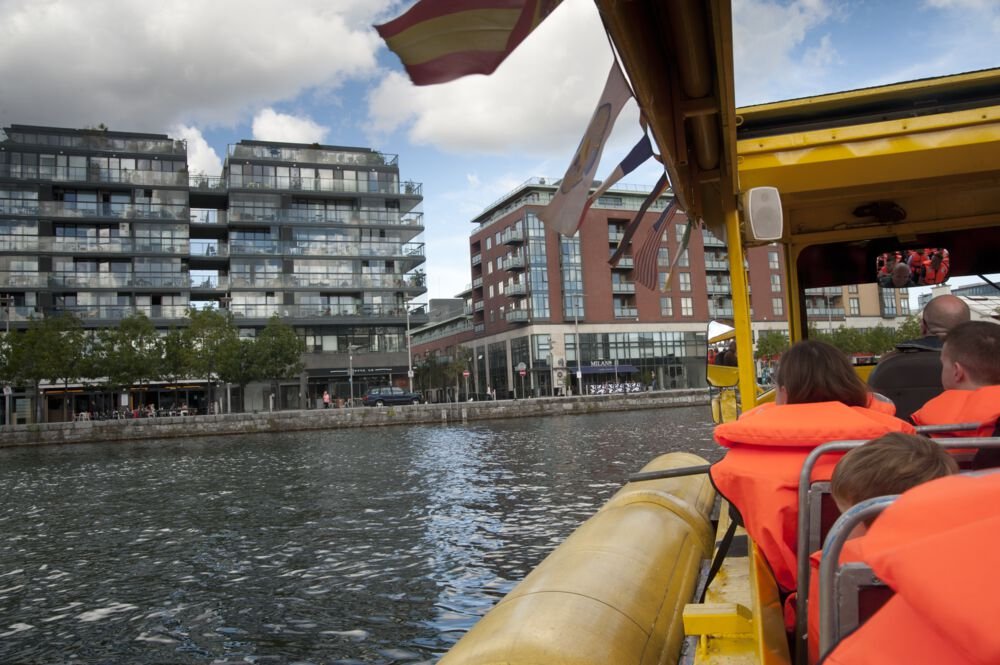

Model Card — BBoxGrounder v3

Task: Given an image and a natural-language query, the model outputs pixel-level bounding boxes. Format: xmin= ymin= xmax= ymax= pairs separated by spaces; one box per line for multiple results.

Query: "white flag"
xmin=539 ymin=62 xmax=632 ymax=236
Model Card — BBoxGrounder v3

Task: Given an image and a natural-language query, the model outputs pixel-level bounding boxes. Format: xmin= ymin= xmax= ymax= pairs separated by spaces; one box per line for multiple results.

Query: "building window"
xmin=849 ymin=297 xmax=860 ymax=315
xmin=679 ymin=273 xmax=691 ymax=291
xmin=660 ymin=296 xmax=673 ymax=316
xmin=678 ymin=249 xmax=689 ymax=267
xmin=848 ymin=284 xmax=858 ymax=293
xmin=676 ymin=223 xmax=686 ymax=241
xmin=498 ymin=282 xmax=504 ymax=295
xmin=770 ymin=274 xmax=781 ymax=292
xmin=486 ymin=237 xmax=492 ymax=250
xmin=487 ymin=260 xmax=493 ymax=274
xmin=681 ymin=297 xmax=693 ymax=317
xmin=768 ymin=250 xmax=779 ymax=270
xmin=657 ymin=247 xmax=670 ymax=266
xmin=881 ymin=289 xmax=897 ymax=317
xmin=488 ymin=285 xmax=494 ymax=298
xmin=772 ymin=297 xmax=784 ymax=316
xmin=900 ymin=297 xmax=910 ymax=315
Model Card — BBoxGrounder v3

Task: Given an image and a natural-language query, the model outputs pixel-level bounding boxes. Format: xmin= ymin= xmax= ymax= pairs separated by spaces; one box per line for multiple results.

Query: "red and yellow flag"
xmin=375 ymin=0 xmax=563 ymax=86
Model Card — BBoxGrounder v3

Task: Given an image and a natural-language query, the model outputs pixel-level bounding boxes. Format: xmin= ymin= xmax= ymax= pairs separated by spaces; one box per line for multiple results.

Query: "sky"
xmin=1 ymin=0 xmax=998 ymax=302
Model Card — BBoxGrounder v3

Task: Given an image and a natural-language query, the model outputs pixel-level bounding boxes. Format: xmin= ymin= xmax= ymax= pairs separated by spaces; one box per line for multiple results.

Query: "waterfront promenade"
xmin=0 ymin=389 xmax=709 ymax=448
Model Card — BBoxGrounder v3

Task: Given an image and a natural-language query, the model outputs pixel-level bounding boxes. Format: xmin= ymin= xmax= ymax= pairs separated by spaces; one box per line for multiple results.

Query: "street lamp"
xmin=348 ymin=346 xmax=355 ymax=407
xmin=405 ymin=306 xmax=414 ymax=392
xmin=573 ymin=293 xmax=583 ymax=395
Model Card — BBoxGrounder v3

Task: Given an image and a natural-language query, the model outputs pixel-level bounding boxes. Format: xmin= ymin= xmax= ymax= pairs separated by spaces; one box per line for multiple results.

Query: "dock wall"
xmin=0 ymin=389 xmax=709 ymax=448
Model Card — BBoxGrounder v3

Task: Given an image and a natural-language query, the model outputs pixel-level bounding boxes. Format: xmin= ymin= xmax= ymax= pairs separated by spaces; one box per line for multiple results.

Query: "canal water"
xmin=0 ymin=406 xmax=717 ymax=664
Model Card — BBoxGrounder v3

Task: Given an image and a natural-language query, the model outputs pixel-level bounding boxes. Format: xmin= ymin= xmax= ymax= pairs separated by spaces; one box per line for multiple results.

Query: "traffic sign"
xmin=462 ymin=370 xmax=470 ymax=377
xmin=407 ymin=370 xmax=414 ymax=378
xmin=519 ymin=369 xmax=526 ymax=377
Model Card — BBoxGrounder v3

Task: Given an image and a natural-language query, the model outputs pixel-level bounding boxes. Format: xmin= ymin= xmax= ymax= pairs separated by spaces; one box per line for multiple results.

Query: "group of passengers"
xmin=709 ymin=294 xmax=1000 ymax=664
xmin=877 ymin=248 xmax=949 ymax=287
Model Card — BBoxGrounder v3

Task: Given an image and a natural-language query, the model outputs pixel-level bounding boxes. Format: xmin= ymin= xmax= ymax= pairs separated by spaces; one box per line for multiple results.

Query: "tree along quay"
xmin=0 ymin=389 xmax=709 ymax=448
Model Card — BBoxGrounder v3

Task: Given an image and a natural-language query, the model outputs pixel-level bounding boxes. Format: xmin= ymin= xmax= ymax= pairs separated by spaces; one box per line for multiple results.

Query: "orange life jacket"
xmin=820 ymin=473 xmax=1000 ymax=665
xmin=911 ymin=385 xmax=1000 ymax=436
xmin=711 ymin=401 xmax=914 ymax=591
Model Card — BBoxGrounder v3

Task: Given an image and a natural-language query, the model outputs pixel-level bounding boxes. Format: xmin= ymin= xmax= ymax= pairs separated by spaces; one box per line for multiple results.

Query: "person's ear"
xmin=776 ymin=385 xmax=788 ymax=405
xmin=952 ymin=360 xmax=968 ymax=387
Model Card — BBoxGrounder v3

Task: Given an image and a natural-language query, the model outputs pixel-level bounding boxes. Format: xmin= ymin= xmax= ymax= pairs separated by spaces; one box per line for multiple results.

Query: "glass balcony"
xmin=0 ymin=201 xmax=189 ymax=221
xmin=505 ymin=309 xmax=530 ymax=322
xmin=471 ymin=253 xmax=482 ymax=266
xmin=225 ymin=303 xmax=410 ymax=319
xmin=4 ymin=130 xmax=186 ymax=155
xmin=474 ymin=301 xmax=484 ymax=311
xmin=225 ymin=208 xmax=422 ymax=227
xmin=228 ymin=144 xmax=397 ymax=167
xmin=709 ymin=306 xmax=735 ymax=318
xmin=614 ymin=307 xmax=639 ymax=318
xmin=49 ymin=304 xmax=191 ymax=321
xmin=805 ymin=287 xmax=843 ymax=296
xmin=702 ymin=231 xmax=726 ymax=247
xmin=472 ymin=277 xmax=483 ymax=289
xmin=806 ymin=306 xmax=847 ymax=318
xmin=507 ymin=282 xmax=528 ymax=296
xmin=0 ymin=273 xmax=46 ymax=287
xmin=704 ymin=259 xmax=729 ymax=271
xmin=500 ymin=229 xmax=525 ymax=244
xmin=612 ymin=256 xmax=634 ymax=269
xmin=0 ymin=165 xmax=188 ymax=187
xmin=46 ymin=272 xmax=190 ymax=288
xmin=228 ymin=174 xmax=421 ymax=196
xmin=54 ymin=238 xmax=188 ymax=255
xmin=612 ymin=282 xmax=636 ymax=294
xmin=189 ymin=175 xmax=227 ymax=191
xmin=505 ymin=254 xmax=526 ymax=270
xmin=707 ymin=282 xmax=731 ymax=295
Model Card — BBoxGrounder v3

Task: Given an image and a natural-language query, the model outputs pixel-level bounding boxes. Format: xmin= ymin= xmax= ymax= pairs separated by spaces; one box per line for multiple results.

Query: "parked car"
xmin=362 ymin=386 xmax=422 ymax=407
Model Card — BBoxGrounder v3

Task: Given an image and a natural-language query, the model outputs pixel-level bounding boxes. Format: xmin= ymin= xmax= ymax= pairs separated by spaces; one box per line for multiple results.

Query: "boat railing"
xmin=796 ymin=435 xmax=1000 ymax=664
xmin=817 ymin=495 xmax=896 ymax=659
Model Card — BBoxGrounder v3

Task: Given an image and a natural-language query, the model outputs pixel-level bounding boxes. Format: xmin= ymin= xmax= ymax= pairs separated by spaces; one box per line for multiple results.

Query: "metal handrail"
xmin=795 ymin=435 xmax=1000 ymax=664
xmin=817 ymin=496 xmax=896 ymax=658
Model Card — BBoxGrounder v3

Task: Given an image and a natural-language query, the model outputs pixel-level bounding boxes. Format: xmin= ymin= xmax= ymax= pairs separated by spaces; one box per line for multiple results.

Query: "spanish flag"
xmin=375 ymin=0 xmax=564 ymax=86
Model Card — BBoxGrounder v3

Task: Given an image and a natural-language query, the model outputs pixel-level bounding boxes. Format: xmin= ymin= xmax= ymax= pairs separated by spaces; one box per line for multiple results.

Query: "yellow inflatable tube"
xmin=441 ymin=452 xmax=716 ymax=665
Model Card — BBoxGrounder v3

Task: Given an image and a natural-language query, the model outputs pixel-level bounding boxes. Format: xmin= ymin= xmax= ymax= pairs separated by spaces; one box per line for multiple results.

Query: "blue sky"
xmin=1 ymin=0 xmax=998 ymax=301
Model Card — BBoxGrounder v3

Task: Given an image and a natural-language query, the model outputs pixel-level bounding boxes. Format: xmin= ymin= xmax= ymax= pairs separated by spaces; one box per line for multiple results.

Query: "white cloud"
xmin=732 ymin=0 xmax=838 ymax=105
xmin=251 ymin=109 xmax=328 ymax=144
xmin=366 ymin=0 xmax=619 ymax=158
xmin=0 ymin=0 xmax=393 ymax=132
xmin=171 ymin=125 xmax=223 ymax=175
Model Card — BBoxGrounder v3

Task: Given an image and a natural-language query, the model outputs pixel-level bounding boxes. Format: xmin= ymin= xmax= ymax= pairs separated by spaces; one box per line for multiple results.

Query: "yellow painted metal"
xmin=708 ymin=365 xmax=739 ymax=388
xmin=686 ymin=507 xmax=791 ymax=665
xmin=722 ymin=202 xmax=758 ymax=413
xmin=439 ymin=452 xmax=715 ymax=665
xmin=683 ymin=603 xmax=753 ymax=635
xmin=738 ymin=107 xmax=1000 ymax=196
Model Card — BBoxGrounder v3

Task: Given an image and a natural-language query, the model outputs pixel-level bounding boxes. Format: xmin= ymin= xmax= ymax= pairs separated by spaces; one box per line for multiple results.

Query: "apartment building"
xmin=412 ymin=178 xmax=908 ymax=399
xmin=0 ymin=125 xmax=426 ymax=416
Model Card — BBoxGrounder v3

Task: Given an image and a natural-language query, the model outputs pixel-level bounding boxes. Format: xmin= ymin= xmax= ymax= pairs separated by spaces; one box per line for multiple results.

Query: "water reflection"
xmin=0 ymin=407 xmax=716 ymax=664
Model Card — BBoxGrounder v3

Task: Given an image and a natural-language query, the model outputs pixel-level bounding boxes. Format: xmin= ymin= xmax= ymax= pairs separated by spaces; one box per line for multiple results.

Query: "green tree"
xmin=93 ymin=313 xmax=161 ymax=413
xmin=893 ymin=315 xmax=922 ymax=344
xmin=754 ymin=330 xmax=789 ymax=360
xmin=159 ymin=327 xmax=193 ymax=391
xmin=44 ymin=314 xmax=90 ymax=422
xmin=186 ymin=307 xmax=237 ymax=412
xmin=217 ymin=336 xmax=260 ymax=412
xmin=254 ymin=315 xmax=304 ymax=409
xmin=8 ymin=316 xmax=66 ymax=422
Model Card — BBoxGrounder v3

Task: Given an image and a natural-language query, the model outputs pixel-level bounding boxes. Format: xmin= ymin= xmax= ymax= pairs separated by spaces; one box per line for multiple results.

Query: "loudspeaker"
xmin=742 ymin=186 xmax=783 ymax=241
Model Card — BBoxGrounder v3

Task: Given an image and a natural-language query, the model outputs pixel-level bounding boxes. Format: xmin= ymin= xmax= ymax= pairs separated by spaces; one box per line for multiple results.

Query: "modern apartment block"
xmin=0 ymin=125 xmax=426 ymax=417
xmin=411 ymin=178 xmax=909 ymax=399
